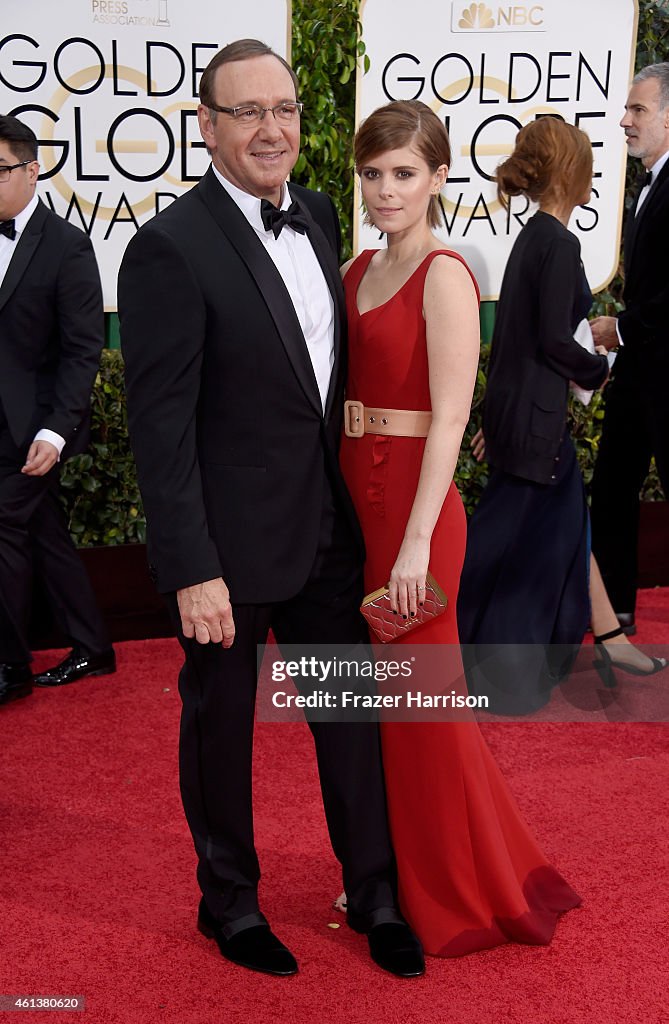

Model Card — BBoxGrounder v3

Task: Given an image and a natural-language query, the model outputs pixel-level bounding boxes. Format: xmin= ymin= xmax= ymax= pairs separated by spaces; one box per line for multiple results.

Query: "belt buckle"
xmin=344 ymin=399 xmax=365 ymax=438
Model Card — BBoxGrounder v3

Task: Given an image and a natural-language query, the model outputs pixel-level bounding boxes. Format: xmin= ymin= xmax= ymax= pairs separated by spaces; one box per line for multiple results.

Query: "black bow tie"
xmin=260 ymin=199 xmax=310 ymax=239
xmin=0 ymin=219 xmax=16 ymax=241
xmin=643 ymin=170 xmax=653 ymax=188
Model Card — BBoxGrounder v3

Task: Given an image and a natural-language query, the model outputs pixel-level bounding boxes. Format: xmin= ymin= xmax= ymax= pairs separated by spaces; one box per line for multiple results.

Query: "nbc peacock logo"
xmin=451 ymin=2 xmax=545 ymax=32
xmin=458 ymin=3 xmax=496 ymax=29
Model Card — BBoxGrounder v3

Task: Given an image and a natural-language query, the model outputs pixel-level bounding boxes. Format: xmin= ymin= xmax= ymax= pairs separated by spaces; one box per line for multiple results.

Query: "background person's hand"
xmin=21 ymin=440 xmax=59 ymax=476
xmin=470 ymin=428 xmax=486 ymax=462
xmin=590 ymin=316 xmax=619 ymax=350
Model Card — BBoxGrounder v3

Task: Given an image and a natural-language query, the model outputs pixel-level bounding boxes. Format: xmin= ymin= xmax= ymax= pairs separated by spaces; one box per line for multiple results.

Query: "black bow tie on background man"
xmin=260 ymin=199 xmax=310 ymax=239
xmin=0 ymin=219 xmax=16 ymax=240
xmin=642 ymin=170 xmax=653 ymax=188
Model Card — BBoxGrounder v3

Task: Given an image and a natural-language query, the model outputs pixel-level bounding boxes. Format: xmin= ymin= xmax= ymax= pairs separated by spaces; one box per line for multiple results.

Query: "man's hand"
xmin=21 ymin=440 xmax=59 ymax=476
xmin=590 ymin=316 xmax=619 ymax=350
xmin=177 ymin=578 xmax=235 ymax=647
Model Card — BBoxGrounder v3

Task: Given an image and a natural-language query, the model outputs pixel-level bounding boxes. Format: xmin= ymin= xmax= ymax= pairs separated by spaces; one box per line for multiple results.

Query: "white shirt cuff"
xmin=34 ymin=428 xmax=66 ymax=458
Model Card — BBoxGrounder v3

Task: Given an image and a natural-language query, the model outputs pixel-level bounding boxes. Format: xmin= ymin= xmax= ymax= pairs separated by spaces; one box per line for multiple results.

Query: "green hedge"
xmin=291 ymin=0 xmax=366 ymax=261
xmin=63 ymin=0 xmax=667 ymax=543
xmin=60 ymin=351 xmax=144 ymax=546
xmin=60 ymin=341 xmax=662 ymax=544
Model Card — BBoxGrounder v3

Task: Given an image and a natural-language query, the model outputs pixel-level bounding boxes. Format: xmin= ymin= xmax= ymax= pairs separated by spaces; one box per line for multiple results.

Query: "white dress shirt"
xmin=0 ymin=191 xmax=65 ymax=456
xmin=211 ymin=165 xmax=335 ymax=412
xmin=0 ymin=190 xmax=38 ymax=282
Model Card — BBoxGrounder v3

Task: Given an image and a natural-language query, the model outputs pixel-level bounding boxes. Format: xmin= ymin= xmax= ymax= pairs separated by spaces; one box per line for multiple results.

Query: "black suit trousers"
xmin=169 ymin=479 xmax=399 ymax=932
xmin=0 ymin=414 xmax=109 ymax=663
xmin=590 ymin=350 xmax=669 ymax=612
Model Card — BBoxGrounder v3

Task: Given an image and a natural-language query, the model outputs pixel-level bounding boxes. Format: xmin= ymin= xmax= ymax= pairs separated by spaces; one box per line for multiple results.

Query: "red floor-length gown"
xmin=340 ymin=249 xmax=581 ymax=956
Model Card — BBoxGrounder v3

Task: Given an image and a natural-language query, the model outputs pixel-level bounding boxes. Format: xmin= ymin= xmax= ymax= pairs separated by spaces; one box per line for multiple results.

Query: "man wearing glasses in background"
xmin=119 ymin=40 xmax=422 ymax=979
xmin=0 ymin=115 xmax=114 ymax=706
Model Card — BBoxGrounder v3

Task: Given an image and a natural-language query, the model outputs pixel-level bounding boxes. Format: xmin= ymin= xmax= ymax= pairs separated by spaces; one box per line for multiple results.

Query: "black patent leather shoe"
xmin=34 ymin=647 xmax=116 ymax=687
xmin=197 ymin=899 xmax=298 ymax=976
xmin=368 ymin=922 xmax=425 ymax=978
xmin=0 ymin=663 xmax=33 ymax=705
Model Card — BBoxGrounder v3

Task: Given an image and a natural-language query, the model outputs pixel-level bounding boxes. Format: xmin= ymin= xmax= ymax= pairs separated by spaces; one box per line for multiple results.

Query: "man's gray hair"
xmin=633 ymin=62 xmax=669 ymax=110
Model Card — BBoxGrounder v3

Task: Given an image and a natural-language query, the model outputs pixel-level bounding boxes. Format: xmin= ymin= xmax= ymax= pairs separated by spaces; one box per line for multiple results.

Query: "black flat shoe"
xmin=197 ymin=900 xmax=298 ymax=976
xmin=0 ymin=663 xmax=33 ymax=705
xmin=593 ymin=627 xmax=667 ymax=689
xmin=34 ymin=648 xmax=116 ymax=687
xmin=367 ymin=922 xmax=425 ymax=978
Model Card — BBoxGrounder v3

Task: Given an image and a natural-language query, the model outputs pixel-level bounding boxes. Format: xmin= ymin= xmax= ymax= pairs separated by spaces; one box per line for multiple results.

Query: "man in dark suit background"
xmin=590 ymin=63 xmax=669 ymax=634
xmin=118 ymin=40 xmax=422 ymax=978
xmin=0 ymin=115 xmax=114 ymax=705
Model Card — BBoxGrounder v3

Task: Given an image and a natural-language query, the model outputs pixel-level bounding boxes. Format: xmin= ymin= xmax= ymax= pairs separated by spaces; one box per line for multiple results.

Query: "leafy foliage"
xmin=60 ymin=350 xmax=145 ymax=546
xmin=455 ymin=345 xmax=490 ymax=516
xmin=291 ymin=0 xmax=366 ymax=260
xmin=579 ymin=0 xmax=667 ymax=500
xmin=69 ymin=1 xmax=666 ymax=545
xmin=636 ymin=0 xmax=669 ymax=68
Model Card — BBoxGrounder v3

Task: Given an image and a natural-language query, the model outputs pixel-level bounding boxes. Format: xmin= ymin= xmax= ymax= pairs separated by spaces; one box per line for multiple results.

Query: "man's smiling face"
xmin=198 ymin=54 xmax=301 ymax=206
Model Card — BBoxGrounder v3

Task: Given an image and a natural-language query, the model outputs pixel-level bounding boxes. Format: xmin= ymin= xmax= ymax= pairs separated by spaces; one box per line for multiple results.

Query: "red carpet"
xmin=1 ymin=588 xmax=668 ymax=1024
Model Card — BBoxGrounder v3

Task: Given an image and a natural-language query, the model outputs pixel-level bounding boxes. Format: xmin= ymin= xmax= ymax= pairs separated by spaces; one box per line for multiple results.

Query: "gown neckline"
xmin=354 ymin=249 xmax=455 ymax=319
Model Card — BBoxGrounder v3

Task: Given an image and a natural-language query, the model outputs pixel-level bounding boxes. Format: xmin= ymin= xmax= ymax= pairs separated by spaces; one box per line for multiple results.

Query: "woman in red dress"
xmin=338 ymin=100 xmax=580 ymax=957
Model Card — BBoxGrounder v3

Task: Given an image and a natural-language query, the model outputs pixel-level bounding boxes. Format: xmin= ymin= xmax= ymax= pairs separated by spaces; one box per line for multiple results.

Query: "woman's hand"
xmin=388 ymin=537 xmax=431 ymax=619
xmin=594 ymin=346 xmax=611 ymax=387
xmin=470 ymin=428 xmax=485 ymax=462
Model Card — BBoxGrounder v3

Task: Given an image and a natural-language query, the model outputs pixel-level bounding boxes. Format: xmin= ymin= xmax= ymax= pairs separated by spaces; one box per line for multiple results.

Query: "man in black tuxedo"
xmin=0 ymin=115 xmax=114 ymax=705
xmin=590 ymin=63 xmax=669 ymax=633
xmin=118 ymin=40 xmax=422 ymax=978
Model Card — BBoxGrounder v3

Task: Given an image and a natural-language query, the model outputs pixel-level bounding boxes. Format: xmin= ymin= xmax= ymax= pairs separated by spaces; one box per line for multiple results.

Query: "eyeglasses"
xmin=209 ymin=101 xmax=304 ymax=126
xmin=0 ymin=160 xmax=32 ymax=183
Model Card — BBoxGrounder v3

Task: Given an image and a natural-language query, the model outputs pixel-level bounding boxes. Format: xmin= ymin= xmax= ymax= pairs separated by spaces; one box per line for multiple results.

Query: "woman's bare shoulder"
xmin=340 ymin=256 xmax=356 ymax=280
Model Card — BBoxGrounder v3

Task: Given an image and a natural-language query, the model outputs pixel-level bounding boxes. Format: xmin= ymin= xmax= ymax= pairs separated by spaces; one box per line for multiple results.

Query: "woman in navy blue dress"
xmin=457 ymin=117 xmax=666 ymax=714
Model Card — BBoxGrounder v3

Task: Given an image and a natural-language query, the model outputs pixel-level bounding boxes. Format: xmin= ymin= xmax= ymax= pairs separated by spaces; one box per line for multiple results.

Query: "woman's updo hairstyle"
xmin=354 ymin=100 xmax=451 ymax=229
xmin=496 ymin=116 xmax=593 ymax=210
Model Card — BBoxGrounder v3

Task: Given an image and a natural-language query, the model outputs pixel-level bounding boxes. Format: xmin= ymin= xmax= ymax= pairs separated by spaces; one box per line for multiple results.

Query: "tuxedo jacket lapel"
xmin=0 ymin=200 xmax=47 ymax=316
xmin=624 ymin=159 xmax=669 ymax=275
xmin=197 ymin=169 xmax=323 ymax=417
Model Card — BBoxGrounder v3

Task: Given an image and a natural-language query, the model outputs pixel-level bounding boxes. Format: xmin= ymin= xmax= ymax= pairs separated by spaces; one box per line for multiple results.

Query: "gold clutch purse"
xmin=360 ymin=571 xmax=447 ymax=643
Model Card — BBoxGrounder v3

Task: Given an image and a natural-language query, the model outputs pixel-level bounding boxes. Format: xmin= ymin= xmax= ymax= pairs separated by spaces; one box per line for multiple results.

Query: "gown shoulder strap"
xmin=343 ymin=248 xmax=377 ymax=292
xmin=420 ymin=249 xmax=480 ymax=304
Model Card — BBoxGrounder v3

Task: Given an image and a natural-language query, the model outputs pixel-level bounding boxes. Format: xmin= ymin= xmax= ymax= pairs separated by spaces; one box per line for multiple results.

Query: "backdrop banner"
xmin=0 ymin=1 xmax=290 ymax=308
xmin=357 ymin=0 xmax=639 ymax=299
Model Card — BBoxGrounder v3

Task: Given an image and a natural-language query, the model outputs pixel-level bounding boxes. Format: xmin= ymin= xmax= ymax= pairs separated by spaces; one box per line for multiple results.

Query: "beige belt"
xmin=344 ymin=400 xmax=432 ymax=438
